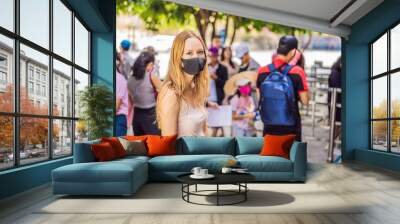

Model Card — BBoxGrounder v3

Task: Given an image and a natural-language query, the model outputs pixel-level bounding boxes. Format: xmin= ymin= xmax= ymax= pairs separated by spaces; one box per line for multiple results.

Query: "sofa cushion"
xmin=147 ymin=135 xmax=177 ymax=157
xmin=149 ymin=154 xmax=235 ymax=172
xmin=236 ymin=137 xmax=263 ymax=155
xmin=101 ymin=137 xmax=127 ymax=158
xmin=236 ymin=155 xmax=293 ymax=172
xmin=177 ymin=137 xmax=236 ymax=155
xmin=260 ymin=134 xmax=296 ymax=159
xmin=91 ymin=142 xmax=118 ymax=161
xmin=53 ymin=158 xmax=147 ymax=183
xmin=118 ymin=138 xmax=147 ymax=156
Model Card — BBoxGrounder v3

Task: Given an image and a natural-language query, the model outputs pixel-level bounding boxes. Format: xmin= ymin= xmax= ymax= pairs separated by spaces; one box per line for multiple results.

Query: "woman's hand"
xmin=207 ymin=101 xmax=219 ymax=109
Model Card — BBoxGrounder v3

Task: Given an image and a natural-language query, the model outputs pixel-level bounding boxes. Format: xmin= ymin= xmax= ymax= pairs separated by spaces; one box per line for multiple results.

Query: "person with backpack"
xmin=128 ymin=51 xmax=162 ymax=135
xmin=257 ymin=35 xmax=309 ymax=141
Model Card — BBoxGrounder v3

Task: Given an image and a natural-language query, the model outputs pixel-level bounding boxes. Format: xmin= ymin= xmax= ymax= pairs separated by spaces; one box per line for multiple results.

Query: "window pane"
xmin=0 ymin=116 xmax=14 ymax=170
xmin=74 ymin=18 xmax=89 ymax=70
xmin=53 ymin=0 xmax=72 ymax=60
xmin=20 ymin=117 xmax=49 ymax=165
xmin=53 ymin=119 xmax=72 ymax=157
xmin=0 ymin=0 xmax=14 ymax=31
xmin=0 ymin=35 xmax=14 ymax=112
xmin=391 ymin=72 xmax=400 ymax=118
xmin=372 ymin=76 xmax=387 ymax=119
xmin=53 ymin=59 xmax=72 ymax=117
xmin=372 ymin=33 xmax=387 ymax=76
xmin=20 ymin=44 xmax=49 ymax=115
xmin=391 ymin=24 xmax=400 ymax=70
xmin=74 ymin=69 xmax=89 ymax=118
xmin=372 ymin=121 xmax=388 ymax=151
xmin=75 ymin=120 xmax=88 ymax=143
xmin=20 ymin=0 xmax=49 ymax=49
xmin=391 ymin=120 xmax=400 ymax=153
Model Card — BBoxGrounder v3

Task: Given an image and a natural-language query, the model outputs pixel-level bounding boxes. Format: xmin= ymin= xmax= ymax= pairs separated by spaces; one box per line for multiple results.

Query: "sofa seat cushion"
xmin=53 ymin=159 xmax=147 ymax=183
xmin=149 ymin=154 xmax=235 ymax=172
xmin=236 ymin=155 xmax=293 ymax=172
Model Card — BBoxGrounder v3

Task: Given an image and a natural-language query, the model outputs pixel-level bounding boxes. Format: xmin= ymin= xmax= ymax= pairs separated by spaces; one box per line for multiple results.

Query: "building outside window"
xmin=0 ymin=0 xmax=91 ymax=170
xmin=370 ymin=23 xmax=400 ymax=154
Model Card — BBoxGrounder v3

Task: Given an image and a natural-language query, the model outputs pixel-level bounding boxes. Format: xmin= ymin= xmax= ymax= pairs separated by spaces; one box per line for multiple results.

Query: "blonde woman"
xmin=156 ymin=30 xmax=209 ymax=137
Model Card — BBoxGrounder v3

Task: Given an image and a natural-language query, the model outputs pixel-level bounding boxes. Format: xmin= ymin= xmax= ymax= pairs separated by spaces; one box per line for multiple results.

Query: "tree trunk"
xmin=210 ymin=12 xmax=217 ymax=44
xmin=229 ymin=17 xmax=238 ymax=45
xmin=222 ymin=15 xmax=229 ymax=45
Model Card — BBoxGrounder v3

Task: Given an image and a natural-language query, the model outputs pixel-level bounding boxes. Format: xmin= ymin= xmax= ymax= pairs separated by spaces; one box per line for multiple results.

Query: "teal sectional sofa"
xmin=52 ymin=137 xmax=307 ymax=196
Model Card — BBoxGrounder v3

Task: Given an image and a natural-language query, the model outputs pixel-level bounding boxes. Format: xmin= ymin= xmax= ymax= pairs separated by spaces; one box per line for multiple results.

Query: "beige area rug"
xmin=37 ymin=183 xmax=362 ymax=214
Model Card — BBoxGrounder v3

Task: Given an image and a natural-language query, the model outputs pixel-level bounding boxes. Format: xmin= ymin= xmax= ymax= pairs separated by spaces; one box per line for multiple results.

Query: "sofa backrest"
xmin=73 ymin=139 xmax=100 ymax=163
xmin=177 ymin=137 xmax=236 ymax=155
xmin=235 ymin=137 xmax=264 ymax=155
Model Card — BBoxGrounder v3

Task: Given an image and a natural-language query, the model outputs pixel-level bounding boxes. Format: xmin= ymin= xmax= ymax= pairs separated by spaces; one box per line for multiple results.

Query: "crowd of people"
xmin=115 ymin=30 xmax=340 ymax=141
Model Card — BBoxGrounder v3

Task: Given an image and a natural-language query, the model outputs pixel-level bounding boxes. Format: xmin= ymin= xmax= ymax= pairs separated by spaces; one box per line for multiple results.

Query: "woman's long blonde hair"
xmin=156 ymin=30 xmax=209 ymax=128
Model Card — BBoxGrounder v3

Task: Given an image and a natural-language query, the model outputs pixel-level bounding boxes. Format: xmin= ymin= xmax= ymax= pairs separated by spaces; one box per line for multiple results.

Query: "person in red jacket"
xmin=256 ymin=36 xmax=309 ymax=141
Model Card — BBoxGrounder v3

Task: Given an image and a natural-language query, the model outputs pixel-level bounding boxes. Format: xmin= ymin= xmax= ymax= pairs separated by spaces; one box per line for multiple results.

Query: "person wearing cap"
xmin=207 ymin=46 xmax=228 ymax=137
xmin=230 ymin=78 xmax=256 ymax=137
xmin=235 ymin=43 xmax=260 ymax=73
xmin=119 ymin=39 xmax=135 ymax=79
xmin=257 ymin=35 xmax=309 ymax=141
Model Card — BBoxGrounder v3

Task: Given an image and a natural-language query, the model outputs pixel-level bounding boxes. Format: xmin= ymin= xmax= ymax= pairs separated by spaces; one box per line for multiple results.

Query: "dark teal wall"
xmin=0 ymin=0 xmax=116 ymax=200
xmin=344 ymin=0 xmax=400 ymax=171
xmin=0 ymin=158 xmax=72 ymax=199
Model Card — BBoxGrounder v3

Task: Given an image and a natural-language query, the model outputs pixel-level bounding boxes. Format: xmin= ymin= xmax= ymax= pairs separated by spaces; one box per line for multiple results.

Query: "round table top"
xmin=177 ymin=172 xmax=255 ymax=185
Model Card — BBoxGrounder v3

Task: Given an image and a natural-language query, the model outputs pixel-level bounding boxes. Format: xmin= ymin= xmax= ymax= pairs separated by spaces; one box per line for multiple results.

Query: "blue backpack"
xmin=259 ymin=64 xmax=296 ymax=126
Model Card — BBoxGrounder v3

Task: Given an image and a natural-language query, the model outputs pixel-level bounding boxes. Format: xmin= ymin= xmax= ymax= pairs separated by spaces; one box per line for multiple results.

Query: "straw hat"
xmin=223 ymin=71 xmax=258 ymax=96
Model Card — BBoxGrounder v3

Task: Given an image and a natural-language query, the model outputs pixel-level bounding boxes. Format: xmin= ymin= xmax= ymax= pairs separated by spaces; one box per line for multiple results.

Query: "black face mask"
xmin=181 ymin=57 xmax=206 ymax=75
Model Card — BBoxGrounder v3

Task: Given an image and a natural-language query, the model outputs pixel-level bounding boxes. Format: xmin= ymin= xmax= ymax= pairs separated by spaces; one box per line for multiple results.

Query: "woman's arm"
xmin=158 ymin=88 xmax=179 ymax=136
xmin=150 ymin=74 xmax=163 ymax=92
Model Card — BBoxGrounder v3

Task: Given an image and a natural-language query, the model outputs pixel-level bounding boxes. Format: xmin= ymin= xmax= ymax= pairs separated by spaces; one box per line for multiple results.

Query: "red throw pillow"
xmin=146 ymin=135 xmax=177 ymax=157
xmin=101 ymin=137 xmax=126 ymax=158
xmin=91 ymin=142 xmax=117 ymax=161
xmin=260 ymin=134 xmax=296 ymax=159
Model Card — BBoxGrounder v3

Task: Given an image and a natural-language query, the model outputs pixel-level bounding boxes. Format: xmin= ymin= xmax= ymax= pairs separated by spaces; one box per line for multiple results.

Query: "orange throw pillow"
xmin=146 ymin=135 xmax=177 ymax=157
xmin=101 ymin=137 xmax=126 ymax=158
xmin=260 ymin=134 xmax=296 ymax=159
xmin=91 ymin=142 xmax=117 ymax=162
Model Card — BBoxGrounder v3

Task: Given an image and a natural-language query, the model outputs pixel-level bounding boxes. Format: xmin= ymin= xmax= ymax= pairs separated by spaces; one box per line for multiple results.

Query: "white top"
xmin=178 ymin=99 xmax=208 ymax=138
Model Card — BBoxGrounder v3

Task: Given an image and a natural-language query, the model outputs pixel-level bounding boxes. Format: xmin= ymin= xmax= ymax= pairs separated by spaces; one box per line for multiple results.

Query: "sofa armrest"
xmin=289 ymin=141 xmax=307 ymax=181
xmin=73 ymin=140 xmax=100 ymax=163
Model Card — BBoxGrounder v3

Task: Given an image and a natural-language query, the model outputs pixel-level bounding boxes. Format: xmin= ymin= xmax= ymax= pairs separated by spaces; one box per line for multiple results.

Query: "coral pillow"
xmin=260 ymin=134 xmax=296 ymax=159
xmin=91 ymin=142 xmax=117 ymax=162
xmin=146 ymin=135 xmax=177 ymax=157
xmin=101 ymin=137 xmax=126 ymax=158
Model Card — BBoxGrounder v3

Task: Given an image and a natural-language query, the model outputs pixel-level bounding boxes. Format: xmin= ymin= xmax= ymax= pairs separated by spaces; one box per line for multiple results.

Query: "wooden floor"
xmin=1 ymin=161 xmax=400 ymax=224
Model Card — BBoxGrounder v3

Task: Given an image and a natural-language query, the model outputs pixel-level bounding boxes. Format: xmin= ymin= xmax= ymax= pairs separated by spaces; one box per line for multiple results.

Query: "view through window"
xmin=371 ymin=23 xmax=400 ymax=153
xmin=0 ymin=0 xmax=91 ymax=170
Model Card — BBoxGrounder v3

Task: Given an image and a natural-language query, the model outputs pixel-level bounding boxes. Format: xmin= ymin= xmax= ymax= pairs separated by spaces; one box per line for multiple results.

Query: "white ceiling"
xmin=166 ymin=0 xmax=384 ymax=37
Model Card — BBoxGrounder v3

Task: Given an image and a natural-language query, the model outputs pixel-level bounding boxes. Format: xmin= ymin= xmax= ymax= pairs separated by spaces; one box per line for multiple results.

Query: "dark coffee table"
xmin=177 ymin=172 xmax=255 ymax=206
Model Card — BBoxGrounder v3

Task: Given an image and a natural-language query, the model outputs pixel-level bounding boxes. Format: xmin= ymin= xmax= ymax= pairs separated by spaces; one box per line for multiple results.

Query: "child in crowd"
xmin=229 ymin=79 xmax=256 ymax=137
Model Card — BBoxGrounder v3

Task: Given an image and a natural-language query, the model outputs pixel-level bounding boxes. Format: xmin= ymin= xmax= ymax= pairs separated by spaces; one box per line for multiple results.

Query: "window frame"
xmin=0 ymin=0 xmax=92 ymax=171
xmin=370 ymin=22 xmax=400 ymax=154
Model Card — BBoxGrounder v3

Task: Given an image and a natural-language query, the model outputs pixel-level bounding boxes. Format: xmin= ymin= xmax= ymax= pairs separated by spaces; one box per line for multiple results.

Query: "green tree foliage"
xmin=117 ymin=0 xmax=312 ymax=47
xmin=79 ymin=84 xmax=113 ymax=140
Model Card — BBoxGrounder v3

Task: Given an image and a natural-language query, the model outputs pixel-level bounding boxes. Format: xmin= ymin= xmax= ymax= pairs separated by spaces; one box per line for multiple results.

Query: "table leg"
xmin=245 ymin=183 xmax=247 ymax=201
xmin=195 ymin=184 xmax=197 ymax=192
xmin=217 ymin=184 xmax=219 ymax=206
